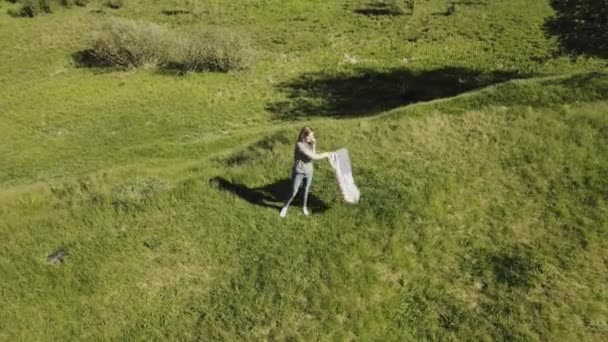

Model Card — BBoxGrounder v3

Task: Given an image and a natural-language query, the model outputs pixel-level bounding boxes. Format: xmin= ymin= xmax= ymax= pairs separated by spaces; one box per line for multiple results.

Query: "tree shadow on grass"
xmin=266 ymin=66 xmax=530 ymax=119
xmin=354 ymin=1 xmax=407 ymax=16
xmin=543 ymin=1 xmax=608 ymax=58
xmin=210 ymin=177 xmax=330 ymax=213
xmin=465 ymin=245 xmax=543 ymax=289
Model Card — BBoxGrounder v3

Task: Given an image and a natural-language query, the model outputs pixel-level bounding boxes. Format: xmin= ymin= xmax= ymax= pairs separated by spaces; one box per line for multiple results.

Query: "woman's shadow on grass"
xmin=210 ymin=177 xmax=330 ymax=213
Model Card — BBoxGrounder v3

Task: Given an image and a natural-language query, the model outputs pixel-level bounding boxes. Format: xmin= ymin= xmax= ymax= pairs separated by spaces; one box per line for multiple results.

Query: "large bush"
xmin=86 ymin=19 xmax=253 ymax=72
xmin=89 ymin=18 xmax=172 ymax=68
xmin=170 ymin=27 xmax=253 ymax=72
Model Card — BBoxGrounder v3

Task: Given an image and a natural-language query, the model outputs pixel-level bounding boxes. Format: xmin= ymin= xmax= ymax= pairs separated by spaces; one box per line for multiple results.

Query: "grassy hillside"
xmin=1 ymin=0 xmax=607 ymax=340
xmin=1 ymin=0 xmax=606 ymax=185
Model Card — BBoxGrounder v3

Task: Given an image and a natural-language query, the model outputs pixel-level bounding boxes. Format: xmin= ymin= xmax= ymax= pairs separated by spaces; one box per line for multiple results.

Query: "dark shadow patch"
xmin=71 ymin=49 xmax=131 ymax=74
xmin=354 ymin=7 xmax=402 ymax=16
xmin=354 ymin=1 xmax=408 ymax=16
xmin=465 ymin=245 xmax=543 ymax=288
xmin=489 ymin=249 xmax=542 ymax=287
xmin=543 ymin=1 xmax=608 ymax=58
xmin=454 ymin=0 xmax=486 ymax=5
xmin=162 ymin=9 xmax=191 ymax=16
xmin=71 ymin=49 xmax=113 ymax=69
xmin=159 ymin=59 xmax=245 ymax=74
xmin=210 ymin=177 xmax=330 ymax=213
xmin=105 ymin=1 xmax=123 ymax=10
xmin=267 ymin=67 xmax=530 ymax=119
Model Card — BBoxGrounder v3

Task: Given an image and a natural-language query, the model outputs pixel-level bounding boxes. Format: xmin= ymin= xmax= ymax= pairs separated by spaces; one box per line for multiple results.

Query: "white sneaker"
xmin=279 ymin=206 xmax=288 ymax=218
xmin=303 ymin=207 xmax=310 ymax=216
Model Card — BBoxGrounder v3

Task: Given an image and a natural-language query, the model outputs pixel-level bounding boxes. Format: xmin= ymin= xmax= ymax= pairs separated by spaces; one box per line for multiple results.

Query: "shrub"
xmin=104 ymin=0 xmax=123 ymax=9
xmin=170 ymin=27 xmax=253 ymax=72
xmin=74 ymin=0 xmax=90 ymax=6
xmin=89 ymin=18 xmax=172 ymax=68
xmin=84 ymin=19 xmax=253 ymax=72
xmin=10 ymin=0 xmax=52 ymax=17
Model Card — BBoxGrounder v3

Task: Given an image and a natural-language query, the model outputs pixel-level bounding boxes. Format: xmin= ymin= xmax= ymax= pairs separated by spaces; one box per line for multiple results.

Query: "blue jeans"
xmin=283 ymin=172 xmax=313 ymax=207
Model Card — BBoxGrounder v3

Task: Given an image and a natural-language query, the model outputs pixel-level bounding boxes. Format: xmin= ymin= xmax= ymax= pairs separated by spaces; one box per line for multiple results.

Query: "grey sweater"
xmin=292 ymin=141 xmax=324 ymax=175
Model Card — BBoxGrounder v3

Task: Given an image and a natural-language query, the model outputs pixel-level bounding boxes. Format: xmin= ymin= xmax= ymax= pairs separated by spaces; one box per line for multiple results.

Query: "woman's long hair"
xmin=297 ymin=126 xmax=314 ymax=144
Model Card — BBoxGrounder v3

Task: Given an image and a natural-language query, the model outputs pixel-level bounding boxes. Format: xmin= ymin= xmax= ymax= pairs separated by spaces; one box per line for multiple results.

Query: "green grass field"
xmin=1 ymin=0 xmax=607 ymax=340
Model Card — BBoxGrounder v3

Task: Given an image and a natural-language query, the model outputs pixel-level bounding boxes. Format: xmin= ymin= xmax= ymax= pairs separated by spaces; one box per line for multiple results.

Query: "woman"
xmin=280 ymin=126 xmax=333 ymax=218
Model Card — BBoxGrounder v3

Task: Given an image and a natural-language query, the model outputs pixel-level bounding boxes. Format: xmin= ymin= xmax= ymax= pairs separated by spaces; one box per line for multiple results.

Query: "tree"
xmin=544 ymin=0 xmax=608 ymax=57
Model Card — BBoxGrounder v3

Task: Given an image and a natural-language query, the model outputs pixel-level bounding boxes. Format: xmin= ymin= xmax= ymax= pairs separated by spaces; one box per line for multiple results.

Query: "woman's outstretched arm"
xmin=297 ymin=142 xmax=330 ymax=160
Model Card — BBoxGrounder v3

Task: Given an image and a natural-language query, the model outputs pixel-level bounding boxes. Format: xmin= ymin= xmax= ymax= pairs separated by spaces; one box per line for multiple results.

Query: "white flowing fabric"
xmin=329 ymin=148 xmax=360 ymax=204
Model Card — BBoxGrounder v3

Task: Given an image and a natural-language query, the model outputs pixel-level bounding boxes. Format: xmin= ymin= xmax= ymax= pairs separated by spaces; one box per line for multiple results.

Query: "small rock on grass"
xmin=47 ymin=248 xmax=68 ymax=265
